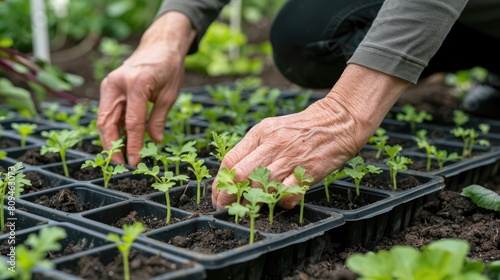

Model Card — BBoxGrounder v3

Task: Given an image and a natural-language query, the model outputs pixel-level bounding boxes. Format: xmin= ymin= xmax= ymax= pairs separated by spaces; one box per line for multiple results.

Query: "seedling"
xmin=453 ymin=109 xmax=470 ymax=127
xmin=11 ymin=122 xmax=37 ymax=147
xmin=0 ymin=162 xmax=29 ymax=230
xmin=41 ymin=129 xmax=82 ymax=177
xmin=210 ymin=131 xmax=240 ymax=162
xmin=415 ymin=129 xmax=435 ymax=171
xmin=347 ymin=239 xmax=489 ymax=279
xmin=368 ymin=128 xmax=389 ymax=160
xmin=434 ymin=149 xmax=462 ymax=169
xmin=181 ymin=151 xmax=212 ymax=204
xmin=168 ymin=93 xmax=203 ymax=135
xmin=139 ymin=142 xmax=171 ymax=171
xmin=384 ymin=145 xmax=412 ymax=190
xmin=216 ymin=167 xmax=251 ymax=223
xmin=133 ymin=163 xmax=189 ymax=224
xmin=165 ymin=140 xmax=197 ymax=183
xmin=450 ymin=124 xmax=490 ymax=158
xmin=293 ymin=166 xmax=314 ymax=225
xmin=249 ymin=166 xmax=303 ymax=224
xmin=0 ymin=226 xmax=67 ymax=280
xmin=81 ymin=138 xmax=129 ymax=188
xmin=323 ymin=169 xmax=346 ymax=203
xmin=396 ymin=104 xmax=433 ymax=133
xmin=226 ymin=188 xmax=266 ymax=244
xmin=106 ymin=222 xmax=146 ymax=280
xmin=343 ymin=156 xmax=382 ymax=196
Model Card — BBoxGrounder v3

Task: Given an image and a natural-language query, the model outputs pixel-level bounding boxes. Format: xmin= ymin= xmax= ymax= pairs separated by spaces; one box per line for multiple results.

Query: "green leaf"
xmin=37 ymin=70 xmax=71 ymax=91
xmin=227 ymin=202 xmax=249 ymax=218
xmin=461 ymin=184 xmax=500 ymax=212
xmin=346 ymin=251 xmax=394 ymax=279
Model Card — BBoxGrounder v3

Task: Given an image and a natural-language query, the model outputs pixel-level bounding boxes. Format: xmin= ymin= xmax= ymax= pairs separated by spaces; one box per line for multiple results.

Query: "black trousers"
xmin=270 ymin=0 xmax=500 ymax=88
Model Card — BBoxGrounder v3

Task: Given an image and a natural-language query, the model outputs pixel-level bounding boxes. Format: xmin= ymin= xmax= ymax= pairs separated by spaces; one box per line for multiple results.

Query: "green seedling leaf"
xmin=107 ymin=222 xmax=145 ymax=280
xmin=461 ymin=184 xmax=500 ymax=212
xmin=227 ymin=202 xmax=250 ymax=218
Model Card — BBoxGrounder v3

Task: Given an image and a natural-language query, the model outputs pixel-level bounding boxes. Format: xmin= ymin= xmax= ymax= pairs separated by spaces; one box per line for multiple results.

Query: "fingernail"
xmin=128 ymin=155 xmax=137 ymax=166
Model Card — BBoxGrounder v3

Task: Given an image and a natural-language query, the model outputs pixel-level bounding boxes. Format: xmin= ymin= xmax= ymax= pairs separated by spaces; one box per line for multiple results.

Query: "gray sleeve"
xmin=157 ymin=0 xmax=230 ymax=54
xmin=347 ymin=0 xmax=469 ymax=83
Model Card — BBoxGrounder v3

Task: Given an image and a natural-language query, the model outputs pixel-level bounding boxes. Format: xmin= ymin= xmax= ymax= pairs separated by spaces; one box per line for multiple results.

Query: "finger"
xmin=148 ymin=90 xmax=175 ymax=143
xmin=219 ymin=127 xmax=260 ymax=170
xmin=125 ymin=83 xmax=149 ymax=166
xmin=97 ymin=77 xmax=126 ymax=163
xmin=279 ymin=173 xmax=303 ymax=209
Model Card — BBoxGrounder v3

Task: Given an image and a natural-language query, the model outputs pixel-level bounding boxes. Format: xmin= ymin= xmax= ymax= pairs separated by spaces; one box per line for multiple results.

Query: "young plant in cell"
xmin=343 ymin=156 xmax=382 ymax=196
xmin=133 ymin=163 xmax=189 ymax=224
xmin=415 ymin=129 xmax=435 ymax=171
xmin=453 ymin=109 xmax=470 ymax=127
xmin=0 ymin=162 xmax=29 ymax=230
xmin=168 ymin=93 xmax=203 ymax=135
xmin=385 ymin=148 xmax=413 ymax=190
xmin=249 ymin=166 xmax=303 ymax=224
xmin=226 ymin=188 xmax=266 ymax=245
xmin=450 ymin=124 xmax=490 ymax=158
xmin=346 ymin=239 xmax=489 ymax=279
xmin=210 ymin=131 xmax=241 ymax=162
xmin=323 ymin=169 xmax=346 ymax=203
xmin=434 ymin=149 xmax=462 ymax=169
xmin=0 ymin=226 xmax=67 ymax=280
xmin=165 ymin=140 xmax=197 ymax=183
xmin=11 ymin=122 xmax=37 ymax=147
xmin=461 ymin=184 xmax=500 ymax=213
xmin=368 ymin=127 xmax=389 ymax=160
xmin=248 ymin=87 xmax=282 ymax=119
xmin=181 ymin=151 xmax=212 ymax=204
xmin=396 ymin=104 xmax=433 ymax=134
xmin=293 ymin=166 xmax=314 ymax=225
xmin=106 ymin=222 xmax=146 ymax=280
xmin=81 ymin=139 xmax=129 ymax=188
xmin=41 ymin=129 xmax=82 ymax=177
xmin=216 ymin=167 xmax=251 ymax=223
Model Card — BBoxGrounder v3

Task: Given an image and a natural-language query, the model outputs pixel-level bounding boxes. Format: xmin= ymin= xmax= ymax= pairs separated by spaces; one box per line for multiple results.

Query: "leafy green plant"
xmin=167 ymin=93 xmax=203 ymax=135
xmin=343 ymin=156 xmax=382 ymax=196
xmin=346 ymin=239 xmax=489 ymax=279
xmin=293 ymin=166 xmax=314 ymax=225
xmin=396 ymin=104 xmax=433 ymax=134
xmin=181 ymin=151 xmax=212 ymax=204
xmin=210 ymin=131 xmax=240 ymax=162
xmin=0 ymin=162 xmax=29 ymax=230
xmin=323 ymin=169 xmax=346 ymax=203
xmin=165 ymin=140 xmax=197 ymax=182
xmin=132 ymin=163 xmax=188 ymax=224
xmin=81 ymin=138 xmax=129 ymax=188
xmin=415 ymin=129 xmax=435 ymax=171
xmin=249 ymin=166 xmax=303 ymax=224
xmin=216 ymin=167 xmax=251 ymax=223
xmin=434 ymin=149 xmax=462 ymax=169
xmin=106 ymin=222 xmax=146 ymax=280
xmin=93 ymin=37 xmax=132 ymax=82
xmin=226 ymin=188 xmax=266 ymax=245
xmin=368 ymin=128 xmax=389 ymax=160
xmin=461 ymin=184 xmax=500 ymax=212
xmin=450 ymin=124 xmax=490 ymax=158
xmin=453 ymin=109 xmax=470 ymax=127
xmin=41 ymin=129 xmax=82 ymax=177
xmin=384 ymin=145 xmax=412 ymax=190
xmin=11 ymin=123 xmax=37 ymax=147
xmin=0 ymin=226 xmax=67 ymax=280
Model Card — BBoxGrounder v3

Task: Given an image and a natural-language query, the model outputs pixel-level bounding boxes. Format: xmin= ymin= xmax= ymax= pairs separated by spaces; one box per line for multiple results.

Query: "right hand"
xmin=97 ymin=12 xmax=196 ymax=166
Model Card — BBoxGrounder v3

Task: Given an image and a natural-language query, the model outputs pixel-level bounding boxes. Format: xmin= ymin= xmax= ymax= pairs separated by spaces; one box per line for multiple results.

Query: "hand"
xmin=212 ymin=64 xmax=410 ymax=209
xmin=97 ymin=12 xmax=195 ymax=166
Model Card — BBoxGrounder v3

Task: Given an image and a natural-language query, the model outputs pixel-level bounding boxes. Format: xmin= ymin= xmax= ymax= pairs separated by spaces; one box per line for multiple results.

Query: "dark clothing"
xmin=158 ymin=0 xmax=500 ymax=88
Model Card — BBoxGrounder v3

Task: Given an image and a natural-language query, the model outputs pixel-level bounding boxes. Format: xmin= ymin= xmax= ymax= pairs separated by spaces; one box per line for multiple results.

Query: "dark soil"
xmin=282 ymin=174 xmax=500 ymax=280
xmin=23 ymin=171 xmax=52 ymax=193
xmin=50 ymin=165 xmax=103 ymax=181
xmin=309 ymin=192 xmax=372 ymax=210
xmin=361 ymin=174 xmax=422 ymax=191
xmin=170 ymin=187 xmax=215 ymax=214
xmin=61 ymin=249 xmax=192 ymax=280
xmin=107 ymin=177 xmax=155 ymax=196
xmin=16 ymin=148 xmax=62 ymax=166
xmin=169 ymin=222 xmax=260 ymax=254
xmin=0 ymin=139 xmax=18 ymax=149
xmin=35 ymin=188 xmax=93 ymax=213
xmin=113 ymin=210 xmax=184 ymax=232
xmin=235 ymin=208 xmax=314 ymax=234
xmin=73 ymin=141 xmax=103 ymax=154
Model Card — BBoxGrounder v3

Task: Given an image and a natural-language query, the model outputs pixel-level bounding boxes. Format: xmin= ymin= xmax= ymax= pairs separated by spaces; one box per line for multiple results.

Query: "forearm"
xmin=157 ymin=0 xmax=230 ymax=54
xmin=324 ymin=64 xmax=410 ymax=151
xmin=139 ymin=11 xmax=196 ymax=57
xmin=349 ymin=0 xmax=469 ymax=83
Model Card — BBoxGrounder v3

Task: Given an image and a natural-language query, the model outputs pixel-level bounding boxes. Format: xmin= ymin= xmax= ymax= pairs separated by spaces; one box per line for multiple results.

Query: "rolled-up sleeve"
xmin=157 ymin=0 xmax=230 ymax=54
xmin=348 ymin=0 xmax=470 ymax=83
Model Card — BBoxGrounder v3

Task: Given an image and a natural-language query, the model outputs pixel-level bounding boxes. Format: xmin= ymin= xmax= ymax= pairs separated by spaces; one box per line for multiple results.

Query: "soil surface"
xmin=169 ymin=222 xmax=260 ymax=254
xmin=113 ymin=210 xmax=189 ymax=232
xmin=309 ymin=192 xmax=372 ymax=210
xmin=23 ymin=171 xmax=53 ymax=193
xmin=281 ymin=174 xmax=500 ymax=280
xmin=49 ymin=165 xmax=103 ymax=181
xmin=0 ymin=139 xmax=18 ymax=149
xmin=169 ymin=187 xmax=215 ymax=215
xmin=35 ymin=188 xmax=93 ymax=213
xmin=16 ymin=148 xmax=62 ymax=166
xmin=61 ymin=249 xmax=192 ymax=280
xmin=107 ymin=177 xmax=156 ymax=196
